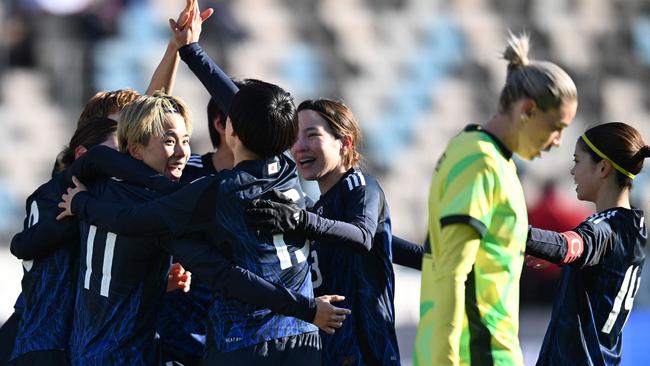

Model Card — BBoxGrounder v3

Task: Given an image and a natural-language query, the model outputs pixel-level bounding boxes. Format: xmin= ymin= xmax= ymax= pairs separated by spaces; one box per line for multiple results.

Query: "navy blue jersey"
xmin=9 ymin=172 xmax=78 ymax=359
xmin=157 ymin=281 xmax=212 ymax=361
xmin=207 ymin=154 xmax=317 ymax=353
xmin=160 ymin=151 xmax=216 ymax=361
xmin=310 ymin=168 xmax=399 ymax=365
xmin=182 ymin=152 xmax=216 ymax=184
xmin=536 ymin=207 xmax=646 ymax=366
xmin=70 ymin=178 xmax=171 ymax=366
xmin=70 ymin=175 xmax=318 ymax=326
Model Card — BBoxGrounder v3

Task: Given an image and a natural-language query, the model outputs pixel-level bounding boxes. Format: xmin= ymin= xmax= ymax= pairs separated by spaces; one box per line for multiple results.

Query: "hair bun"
xmin=503 ymin=31 xmax=530 ymax=69
xmin=640 ymin=145 xmax=650 ymax=158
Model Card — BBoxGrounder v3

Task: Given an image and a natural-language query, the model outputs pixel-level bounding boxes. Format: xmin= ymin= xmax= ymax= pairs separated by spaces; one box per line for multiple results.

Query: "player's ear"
xmin=598 ymin=159 xmax=613 ymax=178
xmin=214 ymin=117 xmax=226 ymax=135
xmin=74 ymin=145 xmax=88 ymax=159
xmin=128 ymin=143 xmax=144 ymax=161
xmin=339 ymin=135 xmax=352 ymax=155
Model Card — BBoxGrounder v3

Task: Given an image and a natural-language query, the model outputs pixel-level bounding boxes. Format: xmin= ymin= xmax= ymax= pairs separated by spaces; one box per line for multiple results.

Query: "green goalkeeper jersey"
xmin=414 ymin=125 xmax=528 ymax=366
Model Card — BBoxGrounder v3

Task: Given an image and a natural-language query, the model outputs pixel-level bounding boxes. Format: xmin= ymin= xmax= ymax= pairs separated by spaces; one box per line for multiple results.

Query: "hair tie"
xmin=581 ymin=134 xmax=636 ymax=179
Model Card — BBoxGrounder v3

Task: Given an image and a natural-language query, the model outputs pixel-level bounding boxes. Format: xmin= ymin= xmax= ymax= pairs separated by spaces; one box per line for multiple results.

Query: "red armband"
xmin=560 ymin=231 xmax=584 ymax=263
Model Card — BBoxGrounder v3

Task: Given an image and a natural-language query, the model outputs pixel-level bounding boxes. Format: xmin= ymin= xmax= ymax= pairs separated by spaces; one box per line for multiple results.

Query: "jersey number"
xmin=602 ymin=265 xmax=641 ymax=334
xmin=310 ymin=249 xmax=323 ymax=289
xmin=83 ymin=225 xmax=117 ymax=298
xmin=272 ymin=234 xmax=309 ymax=270
xmin=22 ymin=201 xmax=40 ymax=272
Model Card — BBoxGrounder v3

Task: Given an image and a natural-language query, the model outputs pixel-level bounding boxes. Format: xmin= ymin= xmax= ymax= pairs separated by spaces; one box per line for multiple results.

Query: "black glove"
xmin=246 ymin=191 xmax=305 ymax=234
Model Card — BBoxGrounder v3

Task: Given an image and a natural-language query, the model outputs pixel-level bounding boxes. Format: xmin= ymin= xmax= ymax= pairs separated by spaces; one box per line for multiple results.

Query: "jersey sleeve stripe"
xmin=440 ymin=215 xmax=488 ymax=238
xmin=357 ymin=173 xmax=366 ymax=186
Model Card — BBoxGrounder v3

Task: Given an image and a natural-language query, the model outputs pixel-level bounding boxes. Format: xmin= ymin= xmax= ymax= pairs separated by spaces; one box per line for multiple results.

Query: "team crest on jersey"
xmin=267 ymin=162 xmax=279 ymax=175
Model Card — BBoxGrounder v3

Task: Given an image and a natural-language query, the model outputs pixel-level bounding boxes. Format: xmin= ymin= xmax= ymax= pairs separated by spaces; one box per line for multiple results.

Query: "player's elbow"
xmin=10 ymin=235 xmax=31 ymax=260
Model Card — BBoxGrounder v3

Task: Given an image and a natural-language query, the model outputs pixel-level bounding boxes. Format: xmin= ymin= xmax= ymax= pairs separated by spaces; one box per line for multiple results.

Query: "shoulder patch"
xmin=344 ymin=171 xmax=366 ymax=191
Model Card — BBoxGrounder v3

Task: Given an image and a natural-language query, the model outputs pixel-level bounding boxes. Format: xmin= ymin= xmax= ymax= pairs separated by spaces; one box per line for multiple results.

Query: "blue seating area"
xmin=367 ymin=15 xmax=464 ymax=170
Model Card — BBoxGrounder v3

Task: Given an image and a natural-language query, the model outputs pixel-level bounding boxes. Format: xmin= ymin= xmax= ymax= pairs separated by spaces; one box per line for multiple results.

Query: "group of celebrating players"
xmin=0 ymin=1 xmax=648 ymax=365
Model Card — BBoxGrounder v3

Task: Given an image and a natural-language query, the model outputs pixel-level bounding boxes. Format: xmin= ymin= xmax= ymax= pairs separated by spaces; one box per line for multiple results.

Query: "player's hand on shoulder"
xmin=313 ymin=295 xmax=351 ymax=335
xmin=56 ymin=176 xmax=87 ymax=220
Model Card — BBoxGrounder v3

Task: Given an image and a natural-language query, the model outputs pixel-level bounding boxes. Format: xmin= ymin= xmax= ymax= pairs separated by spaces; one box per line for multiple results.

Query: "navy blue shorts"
xmin=202 ymin=331 xmax=321 ymax=366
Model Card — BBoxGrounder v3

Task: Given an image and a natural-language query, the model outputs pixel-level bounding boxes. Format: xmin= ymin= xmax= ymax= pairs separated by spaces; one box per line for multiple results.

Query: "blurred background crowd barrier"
xmin=1 ymin=0 xmax=649 ymax=364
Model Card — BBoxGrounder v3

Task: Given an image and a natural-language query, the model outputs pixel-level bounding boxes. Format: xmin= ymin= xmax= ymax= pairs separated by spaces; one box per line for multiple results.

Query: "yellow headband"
xmin=581 ymin=134 xmax=636 ymax=179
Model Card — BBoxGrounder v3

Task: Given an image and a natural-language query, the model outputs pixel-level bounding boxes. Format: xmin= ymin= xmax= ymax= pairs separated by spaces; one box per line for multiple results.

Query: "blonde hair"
xmin=499 ymin=32 xmax=577 ymax=113
xmin=117 ymin=91 xmax=192 ymax=152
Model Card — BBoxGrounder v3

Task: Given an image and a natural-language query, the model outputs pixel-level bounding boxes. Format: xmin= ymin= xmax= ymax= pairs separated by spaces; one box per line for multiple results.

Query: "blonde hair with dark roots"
xmin=499 ymin=31 xmax=577 ymax=113
xmin=117 ymin=91 xmax=192 ymax=153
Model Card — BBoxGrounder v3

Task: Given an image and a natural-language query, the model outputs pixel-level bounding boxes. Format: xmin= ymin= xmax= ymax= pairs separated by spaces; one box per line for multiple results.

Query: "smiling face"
xmin=290 ymin=109 xmax=348 ymax=191
xmin=517 ymin=98 xmax=577 ymax=160
xmin=135 ymin=113 xmax=190 ymax=181
xmin=571 ymin=141 xmax=599 ymax=202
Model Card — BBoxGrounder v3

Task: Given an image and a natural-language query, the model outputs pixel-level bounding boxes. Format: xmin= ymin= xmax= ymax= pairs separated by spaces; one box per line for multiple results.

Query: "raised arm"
xmin=145 ymin=40 xmax=181 ymax=95
xmin=169 ymin=1 xmax=238 ymax=117
xmin=145 ymin=0 xmax=214 ymax=95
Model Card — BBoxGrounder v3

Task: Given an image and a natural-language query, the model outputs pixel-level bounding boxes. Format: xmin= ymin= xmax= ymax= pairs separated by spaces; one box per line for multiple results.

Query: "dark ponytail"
xmin=57 ymin=117 xmax=118 ymax=171
xmin=637 ymin=145 xmax=650 ymax=159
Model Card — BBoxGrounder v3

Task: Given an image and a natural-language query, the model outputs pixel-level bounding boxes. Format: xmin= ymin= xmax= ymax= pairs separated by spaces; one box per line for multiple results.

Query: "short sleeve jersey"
xmin=11 ymin=173 xmax=78 ymax=359
xmin=70 ymin=179 xmax=171 ymax=366
xmin=415 ymin=125 xmax=528 ymax=366
xmin=537 ymin=207 xmax=646 ymax=366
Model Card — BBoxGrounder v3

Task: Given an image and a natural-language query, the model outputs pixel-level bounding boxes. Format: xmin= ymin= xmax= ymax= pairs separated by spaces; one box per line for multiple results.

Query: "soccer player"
xmin=181 ymin=81 xmax=249 ymax=183
xmin=246 ymin=99 xmax=401 ymax=365
xmin=59 ymin=5 xmax=348 ymax=364
xmin=7 ymin=117 xmax=118 ymax=365
xmin=413 ymin=32 xmax=578 ymax=366
xmin=526 ymin=122 xmax=648 ymax=365
xmin=61 ymin=84 xmax=323 ymax=365
xmin=66 ymin=92 xmax=196 ymax=365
